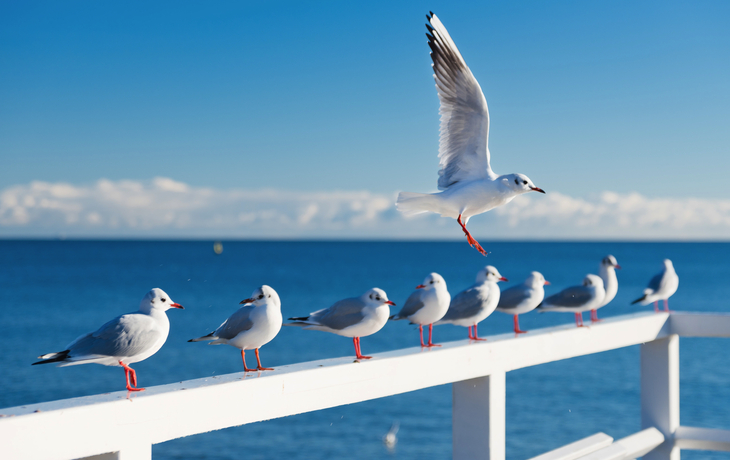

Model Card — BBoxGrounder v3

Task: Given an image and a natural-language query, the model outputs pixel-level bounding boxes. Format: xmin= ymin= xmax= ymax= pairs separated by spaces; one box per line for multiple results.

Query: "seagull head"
xmin=416 ymin=272 xmax=447 ymax=291
xmin=583 ymin=274 xmax=604 ymax=290
xmin=504 ymin=173 xmax=545 ymax=195
xmin=364 ymin=288 xmax=396 ymax=307
xmin=526 ymin=271 xmax=549 ymax=288
xmin=240 ymin=285 xmax=280 ymax=307
xmin=142 ymin=288 xmax=183 ymax=313
xmin=476 ymin=266 xmax=507 ymax=283
xmin=602 ymin=255 xmax=621 ymax=270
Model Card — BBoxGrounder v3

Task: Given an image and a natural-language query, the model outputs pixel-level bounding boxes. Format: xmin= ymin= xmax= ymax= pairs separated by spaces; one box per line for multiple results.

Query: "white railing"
xmin=1 ymin=311 xmax=730 ymax=460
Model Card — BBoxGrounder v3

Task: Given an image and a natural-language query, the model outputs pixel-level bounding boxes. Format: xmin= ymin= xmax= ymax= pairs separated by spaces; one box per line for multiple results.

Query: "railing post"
xmin=641 ymin=335 xmax=680 ymax=460
xmin=453 ymin=371 xmax=506 ymax=460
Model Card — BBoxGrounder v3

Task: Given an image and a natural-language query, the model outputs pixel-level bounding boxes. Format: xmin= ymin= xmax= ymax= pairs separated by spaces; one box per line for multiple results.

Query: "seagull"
xmin=436 ymin=266 xmax=506 ymax=340
xmin=33 ymin=288 xmax=183 ymax=391
xmin=495 ymin=271 xmax=549 ymax=334
xmin=594 ymin=255 xmax=621 ymax=322
xmin=538 ymin=274 xmax=605 ymax=327
xmin=285 ymin=288 xmax=394 ymax=360
xmin=631 ymin=259 xmax=679 ymax=312
xmin=396 ymin=12 xmax=545 ymax=256
xmin=189 ymin=285 xmax=282 ymax=372
xmin=383 ymin=421 xmax=400 ymax=450
xmin=390 ymin=273 xmax=451 ymax=347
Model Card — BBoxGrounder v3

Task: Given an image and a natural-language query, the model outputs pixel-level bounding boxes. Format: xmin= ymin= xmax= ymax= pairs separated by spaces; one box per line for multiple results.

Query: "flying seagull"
xmin=396 ymin=12 xmax=544 ymax=256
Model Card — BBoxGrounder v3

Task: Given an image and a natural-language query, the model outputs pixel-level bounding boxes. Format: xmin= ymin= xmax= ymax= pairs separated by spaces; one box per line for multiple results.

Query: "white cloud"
xmin=1 ymin=178 xmax=729 ymax=239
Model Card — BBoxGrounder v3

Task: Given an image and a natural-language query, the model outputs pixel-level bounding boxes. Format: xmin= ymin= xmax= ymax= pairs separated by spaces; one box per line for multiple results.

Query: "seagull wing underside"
xmin=428 ymin=13 xmax=494 ymax=190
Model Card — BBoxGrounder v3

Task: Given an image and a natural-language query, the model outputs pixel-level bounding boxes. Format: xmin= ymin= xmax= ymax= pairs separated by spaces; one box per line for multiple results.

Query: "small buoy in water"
xmin=213 ymin=241 xmax=223 ymax=255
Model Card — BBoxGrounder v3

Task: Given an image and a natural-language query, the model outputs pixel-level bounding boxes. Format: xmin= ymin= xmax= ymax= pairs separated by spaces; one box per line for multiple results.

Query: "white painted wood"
xmin=674 ymin=426 xmax=730 ymax=451
xmin=527 ymin=432 xmax=613 ymax=460
xmin=453 ymin=371 xmax=506 ymax=460
xmin=1 ymin=311 xmax=728 ymax=460
xmin=577 ymin=428 xmax=664 ymax=460
xmin=641 ymin=335 xmax=680 ymax=460
xmin=669 ymin=313 xmax=730 ymax=337
xmin=79 ymin=443 xmax=150 ymax=460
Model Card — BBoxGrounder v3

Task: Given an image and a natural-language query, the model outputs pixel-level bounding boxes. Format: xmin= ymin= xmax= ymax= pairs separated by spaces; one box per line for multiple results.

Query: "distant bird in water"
xmin=383 ymin=421 xmax=400 ymax=450
xmin=189 ymin=285 xmax=282 ymax=372
xmin=496 ymin=271 xmax=549 ymax=334
xmin=437 ymin=266 xmax=506 ymax=340
xmin=632 ymin=259 xmax=679 ymax=312
xmin=396 ymin=12 xmax=544 ymax=256
xmin=538 ymin=275 xmax=605 ymax=327
xmin=286 ymin=288 xmax=395 ymax=360
xmin=594 ymin=255 xmax=621 ymax=322
xmin=390 ymin=273 xmax=451 ymax=347
xmin=33 ymin=288 xmax=184 ymax=391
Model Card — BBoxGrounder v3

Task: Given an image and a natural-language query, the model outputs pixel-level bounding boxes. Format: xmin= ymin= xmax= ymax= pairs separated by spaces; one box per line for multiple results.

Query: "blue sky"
xmin=1 ymin=1 xmax=729 ymax=238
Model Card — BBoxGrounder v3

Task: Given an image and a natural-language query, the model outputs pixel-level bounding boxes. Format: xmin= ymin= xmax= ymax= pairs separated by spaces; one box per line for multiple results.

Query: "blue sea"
xmin=1 ymin=241 xmax=729 ymax=459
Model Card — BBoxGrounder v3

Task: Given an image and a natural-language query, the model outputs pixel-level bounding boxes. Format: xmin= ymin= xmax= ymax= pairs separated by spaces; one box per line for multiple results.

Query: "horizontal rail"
xmin=674 ymin=426 xmax=730 ymax=451
xmin=528 ymin=432 xmax=614 ymax=460
xmin=578 ymin=427 xmax=664 ymax=460
xmin=2 ymin=311 xmax=729 ymax=460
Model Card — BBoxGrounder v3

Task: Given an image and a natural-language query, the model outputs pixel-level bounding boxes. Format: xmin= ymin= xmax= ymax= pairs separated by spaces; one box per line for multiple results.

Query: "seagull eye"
xmin=376 ymin=296 xmax=380 ymax=300
xmin=161 ymin=298 xmax=167 ymax=302
xmin=523 ymin=180 xmax=527 ymax=185
xmin=258 ymin=294 xmax=264 ymax=299
xmin=430 ymin=280 xmax=434 ymax=284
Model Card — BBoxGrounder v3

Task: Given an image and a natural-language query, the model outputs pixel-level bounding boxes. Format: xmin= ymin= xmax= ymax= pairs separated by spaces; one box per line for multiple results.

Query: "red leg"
xmin=471 ymin=323 xmax=487 ymax=341
xmin=590 ymin=309 xmax=602 ymax=323
xmin=654 ymin=301 xmax=659 ymax=313
xmin=419 ymin=325 xmax=426 ymax=347
xmin=241 ymin=350 xmax=258 ymax=372
xmin=457 ymin=214 xmax=487 ymax=256
xmin=575 ymin=312 xmax=586 ymax=327
xmin=254 ymin=348 xmax=274 ymax=371
xmin=426 ymin=323 xmax=441 ymax=347
xmin=119 ymin=361 xmax=144 ymax=392
xmin=663 ymin=299 xmax=672 ymax=313
xmin=355 ymin=337 xmax=371 ymax=359
xmin=467 ymin=325 xmax=474 ymax=340
xmin=514 ymin=315 xmax=528 ymax=334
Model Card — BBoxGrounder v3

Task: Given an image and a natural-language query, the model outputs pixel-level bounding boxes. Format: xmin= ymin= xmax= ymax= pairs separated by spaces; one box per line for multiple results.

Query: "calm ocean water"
xmin=1 ymin=240 xmax=729 ymax=459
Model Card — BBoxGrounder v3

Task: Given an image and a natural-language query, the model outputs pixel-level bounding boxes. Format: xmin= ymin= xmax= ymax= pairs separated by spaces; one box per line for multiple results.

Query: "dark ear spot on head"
xmin=514 ymin=179 xmax=519 ymax=185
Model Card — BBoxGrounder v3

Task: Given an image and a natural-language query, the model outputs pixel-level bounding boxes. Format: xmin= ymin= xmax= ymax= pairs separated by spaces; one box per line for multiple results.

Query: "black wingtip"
xmin=187 ymin=338 xmax=194 ymax=342
xmin=288 ymin=316 xmax=309 ymax=321
xmin=631 ymin=296 xmax=645 ymax=305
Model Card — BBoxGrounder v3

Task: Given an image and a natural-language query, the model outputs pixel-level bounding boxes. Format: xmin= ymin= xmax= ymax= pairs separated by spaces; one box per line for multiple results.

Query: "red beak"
xmin=239 ymin=298 xmax=255 ymax=304
xmin=385 ymin=300 xmax=396 ymax=306
xmin=615 ymin=264 xmax=622 ymax=270
xmin=544 ymin=280 xmax=550 ymax=285
xmin=170 ymin=303 xmax=184 ymax=309
xmin=499 ymin=277 xmax=508 ymax=282
xmin=530 ymin=187 xmax=546 ymax=194
xmin=415 ymin=284 xmax=426 ymax=289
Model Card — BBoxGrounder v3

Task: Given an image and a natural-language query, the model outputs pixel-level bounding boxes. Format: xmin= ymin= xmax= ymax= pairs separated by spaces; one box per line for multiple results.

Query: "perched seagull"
xmin=390 ymin=273 xmax=451 ymax=347
xmin=286 ymin=288 xmax=395 ymax=360
xmin=538 ymin=275 xmax=605 ymax=327
xmin=436 ymin=266 xmax=506 ymax=340
xmin=189 ymin=285 xmax=282 ymax=372
xmin=594 ymin=255 xmax=621 ymax=322
xmin=396 ymin=12 xmax=545 ymax=256
xmin=495 ymin=271 xmax=549 ymax=334
xmin=631 ymin=259 xmax=679 ymax=312
xmin=33 ymin=288 xmax=183 ymax=391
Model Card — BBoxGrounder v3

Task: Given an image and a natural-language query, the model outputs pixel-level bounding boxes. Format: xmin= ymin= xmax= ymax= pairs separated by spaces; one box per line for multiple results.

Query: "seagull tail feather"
xmin=396 ymin=192 xmax=440 ymax=216
xmin=32 ymin=350 xmax=70 ymax=365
